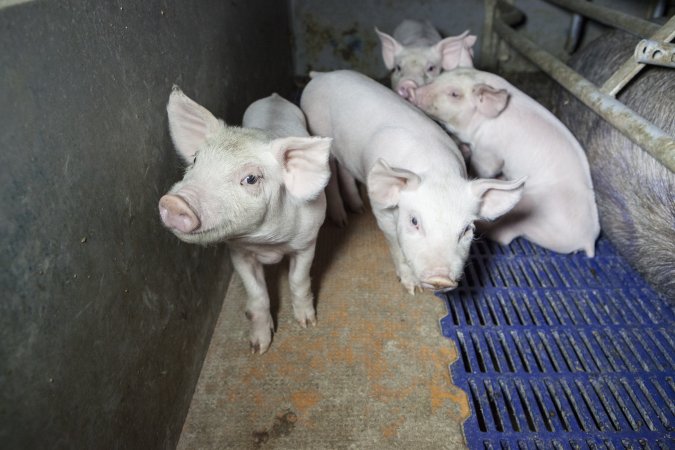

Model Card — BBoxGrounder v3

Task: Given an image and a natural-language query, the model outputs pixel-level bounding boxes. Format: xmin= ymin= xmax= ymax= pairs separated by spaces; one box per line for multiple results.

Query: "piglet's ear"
xmin=367 ymin=159 xmax=421 ymax=208
xmin=167 ymin=86 xmax=223 ymax=164
xmin=473 ymin=83 xmax=509 ymax=118
xmin=375 ymin=27 xmax=402 ymax=70
xmin=438 ymin=30 xmax=477 ymax=70
xmin=271 ymin=136 xmax=332 ymax=201
xmin=471 ymin=176 xmax=526 ymax=220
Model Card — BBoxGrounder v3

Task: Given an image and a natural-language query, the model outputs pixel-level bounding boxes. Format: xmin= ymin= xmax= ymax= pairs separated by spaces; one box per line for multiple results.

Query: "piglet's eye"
xmin=411 ymin=216 xmax=418 ymax=226
xmin=450 ymin=91 xmax=460 ymax=98
xmin=395 ymin=64 xmax=402 ymax=72
xmin=427 ymin=65 xmax=436 ymax=72
xmin=241 ymin=174 xmax=259 ymax=185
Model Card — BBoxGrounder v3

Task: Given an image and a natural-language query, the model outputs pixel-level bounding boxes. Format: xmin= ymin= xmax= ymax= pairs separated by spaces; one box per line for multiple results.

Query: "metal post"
xmin=481 ymin=0 xmax=499 ymax=70
xmin=543 ymin=0 xmax=660 ymax=37
xmin=493 ymin=16 xmax=675 ymax=173
xmin=564 ymin=12 xmax=586 ymax=53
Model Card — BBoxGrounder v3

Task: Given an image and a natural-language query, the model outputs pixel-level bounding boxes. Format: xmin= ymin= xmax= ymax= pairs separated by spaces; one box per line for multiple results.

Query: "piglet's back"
xmin=301 ymin=70 xmax=463 ymax=180
xmin=243 ymin=93 xmax=309 ymax=138
xmin=475 ymin=71 xmax=592 ymax=186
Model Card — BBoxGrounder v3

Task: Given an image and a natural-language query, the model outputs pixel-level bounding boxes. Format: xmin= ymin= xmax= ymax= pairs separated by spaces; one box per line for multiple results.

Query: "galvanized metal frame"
xmin=482 ymin=0 xmax=675 ymax=174
xmin=634 ymin=39 xmax=675 ymax=68
xmin=600 ymin=15 xmax=675 ymax=96
xmin=544 ymin=0 xmax=660 ymax=37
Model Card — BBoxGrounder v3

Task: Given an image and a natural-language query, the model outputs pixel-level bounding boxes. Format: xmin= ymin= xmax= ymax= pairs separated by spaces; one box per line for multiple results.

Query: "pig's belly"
xmin=240 ymin=245 xmax=287 ymax=265
xmin=254 ymin=249 xmax=285 ymax=265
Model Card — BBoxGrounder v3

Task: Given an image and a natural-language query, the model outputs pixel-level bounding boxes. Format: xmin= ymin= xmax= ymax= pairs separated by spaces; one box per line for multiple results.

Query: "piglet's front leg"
xmin=288 ymin=244 xmax=318 ymax=328
xmin=230 ymin=249 xmax=274 ymax=354
xmin=375 ymin=212 xmax=420 ymax=295
xmin=388 ymin=241 xmax=419 ymax=295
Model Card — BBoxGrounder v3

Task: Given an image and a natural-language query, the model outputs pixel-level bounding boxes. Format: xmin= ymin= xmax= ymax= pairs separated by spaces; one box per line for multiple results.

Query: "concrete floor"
xmin=178 ymin=209 xmax=470 ymax=449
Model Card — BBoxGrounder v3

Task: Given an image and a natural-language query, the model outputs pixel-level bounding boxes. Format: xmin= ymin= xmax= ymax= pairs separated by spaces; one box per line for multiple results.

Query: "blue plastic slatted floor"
xmin=439 ymin=236 xmax=674 ymax=450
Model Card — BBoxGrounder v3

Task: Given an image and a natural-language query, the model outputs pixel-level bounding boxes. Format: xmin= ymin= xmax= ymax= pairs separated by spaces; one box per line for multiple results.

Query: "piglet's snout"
xmin=421 ymin=273 xmax=459 ymax=292
xmin=159 ymin=194 xmax=201 ymax=233
xmin=409 ymin=85 xmax=430 ymax=108
xmin=397 ymin=79 xmax=418 ymax=101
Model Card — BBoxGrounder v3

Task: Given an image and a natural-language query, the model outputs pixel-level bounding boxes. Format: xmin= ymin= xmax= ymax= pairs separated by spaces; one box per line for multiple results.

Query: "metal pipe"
xmin=564 ymin=0 xmax=592 ymax=55
xmin=650 ymin=0 xmax=668 ymax=19
xmin=480 ymin=0 xmax=499 ymax=70
xmin=635 ymin=39 xmax=675 ymax=68
xmin=542 ymin=0 xmax=660 ymax=37
xmin=497 ymin=1 xmax=525 ymax=27
xmin=481 ymin=0 xmax=522 ymax=71
xmin=493 ymin=16 xmax=675 ymax=173
xmin=564 ymin=13 xmax=586 ymax=53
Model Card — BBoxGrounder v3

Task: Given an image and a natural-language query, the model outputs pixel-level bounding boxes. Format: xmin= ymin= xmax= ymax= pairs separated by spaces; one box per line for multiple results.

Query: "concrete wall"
xmin=0 ymin=1 xmax=293 ymax=448
xmin=289 ymin=0 xmax=652 ymax=77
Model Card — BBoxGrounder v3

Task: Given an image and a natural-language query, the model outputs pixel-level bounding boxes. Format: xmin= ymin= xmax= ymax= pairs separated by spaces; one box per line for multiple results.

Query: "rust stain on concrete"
xmin=178 ymin=210 xmax=470 ymax=449
xmin=290 ymin=390 xmax=321 ymax=417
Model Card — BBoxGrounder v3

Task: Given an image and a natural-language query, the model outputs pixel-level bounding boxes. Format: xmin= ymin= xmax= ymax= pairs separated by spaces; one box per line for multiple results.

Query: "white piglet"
xmin=159 ymin=89 xmax=331 ymax=354
xmin=375 ymin=19 xmax=477 ymax=99
xmin=410 ymin=68 xmax=600 ymax=256
xmin=301 ymin=70 xmax=526 ymax=295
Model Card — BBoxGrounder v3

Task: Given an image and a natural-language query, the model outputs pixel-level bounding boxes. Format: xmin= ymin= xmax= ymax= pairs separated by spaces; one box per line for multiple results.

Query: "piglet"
xmin=159 ymin=89 xmax=332 ymax=353
xmin=301 ymin=70 xmax=525 ymax=295
xmin=375 ymin=19 xmax=477 ymax=99
xmin=410 ymin=68 xmax=600 ymax=256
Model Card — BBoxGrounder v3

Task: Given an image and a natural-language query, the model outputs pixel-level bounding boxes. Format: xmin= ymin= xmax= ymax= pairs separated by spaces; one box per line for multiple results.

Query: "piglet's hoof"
xmin=400 ymin=278 xmax=419 ymax=296
xmin=294 ymin=308 xmax=317 ymax=328
xmin=248 ymin=313 xmax=274 ymax=355
xmin=250 ymin=334 xmax=273 ymax=355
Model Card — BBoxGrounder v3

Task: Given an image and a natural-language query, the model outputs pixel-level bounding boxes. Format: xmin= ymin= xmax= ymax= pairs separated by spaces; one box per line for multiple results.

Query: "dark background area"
xmin=0 ymin=1 xmax=294 ymax=448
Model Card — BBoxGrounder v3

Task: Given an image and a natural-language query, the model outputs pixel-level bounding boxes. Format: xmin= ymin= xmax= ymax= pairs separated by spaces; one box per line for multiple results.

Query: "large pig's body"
xmin=556 ymin=30 xmax=675 ymax=299
xmin=159 ymin=90 xmax=331 ymax=353
xmin=376 ymin=19 xmax=476 ymax=99
xmin=301 ymin=70 xmax=525 ymax=294
xmin=412 ymin=68 xmax=600 ymax=256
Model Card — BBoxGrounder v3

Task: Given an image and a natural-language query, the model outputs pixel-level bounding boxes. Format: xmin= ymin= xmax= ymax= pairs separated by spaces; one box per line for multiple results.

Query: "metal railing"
xmin=482 ymin=0 xmax=675 ymax=174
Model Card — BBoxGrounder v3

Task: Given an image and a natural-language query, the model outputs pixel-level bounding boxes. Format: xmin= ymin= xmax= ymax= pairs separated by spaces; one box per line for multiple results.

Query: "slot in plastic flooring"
xmin=439 ymin=236 xmax=674 ymax=450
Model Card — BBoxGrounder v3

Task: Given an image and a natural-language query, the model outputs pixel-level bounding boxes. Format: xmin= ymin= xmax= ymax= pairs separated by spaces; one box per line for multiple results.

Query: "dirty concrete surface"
xmin=178 ymin=209 xmax=470 ymax=449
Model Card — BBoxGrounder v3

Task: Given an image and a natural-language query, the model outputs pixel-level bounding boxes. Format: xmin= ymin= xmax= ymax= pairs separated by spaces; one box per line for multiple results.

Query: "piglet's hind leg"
xmin=338 ymin=163 xmax=365 ymax=213
xmin=326 ymin=157 xmax=349 ymax=227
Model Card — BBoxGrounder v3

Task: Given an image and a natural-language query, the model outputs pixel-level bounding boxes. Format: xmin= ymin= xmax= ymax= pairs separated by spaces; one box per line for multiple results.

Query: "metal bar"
xmin=543 ymin=0 xmax=660 ymax=37
xmin=497 ymin=1 xmax=525 ymax=27
xmin=600 ymin=15 xmax=675 ymax=96
xmin=496 ymin=0 xmax=517 ymax=65
xmin=481 ymin=0 xmax=500 ymax=70
xmin=649 ymin=0 xmax=668 ymax=19
xmin=493 ymin=16 xmax=675 ymax=174
xmin=635 ymin=39 xmax=675 ymax=68
xmin=482 ymin=0 xmax=523 ymax=69
xmin=599 ymin=59 xmax=645 ymax=98
xmin=564 ymin=12 xmax=586 ymax=54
